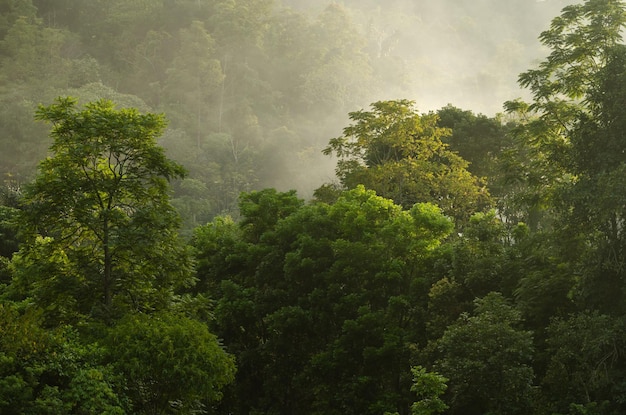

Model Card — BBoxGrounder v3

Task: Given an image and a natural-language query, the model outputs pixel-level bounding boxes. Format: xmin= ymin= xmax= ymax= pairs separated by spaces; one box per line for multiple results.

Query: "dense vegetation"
xmin=2 ymin=0 xmax=626 ymax=414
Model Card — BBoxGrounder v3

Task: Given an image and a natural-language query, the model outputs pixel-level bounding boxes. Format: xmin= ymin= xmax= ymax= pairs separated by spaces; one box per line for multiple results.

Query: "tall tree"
xmin=299 ymin=3 xmax=374 ymax=113
xmin=503 ymin=0 xmax=626 ymax=228
xmin=504 ymin=0 xmax=626 ymax=311
xmin=560 ymin=44 xmax=626 ymax=312
xmin=163 ymin=20 xmax=224 ymax=142
xmin=11 ymin=97 xmax=190 ymax=323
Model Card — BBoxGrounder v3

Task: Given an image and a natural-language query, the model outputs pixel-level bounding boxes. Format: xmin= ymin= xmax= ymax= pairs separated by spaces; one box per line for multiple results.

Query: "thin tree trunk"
xmin=103 ymin=215 xmax=112 ymax=308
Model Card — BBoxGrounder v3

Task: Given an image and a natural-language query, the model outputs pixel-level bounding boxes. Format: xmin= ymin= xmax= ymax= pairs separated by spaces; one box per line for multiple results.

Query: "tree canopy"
xmin=321 ymin=100 xmax=491 ymax=223
xmin=4 ymin=1 xmax=626 ymax=414
xmin=2 ymin=97 xmax=236 ymax=414
xmin=10 ymin=97 xmax=191 ymax=323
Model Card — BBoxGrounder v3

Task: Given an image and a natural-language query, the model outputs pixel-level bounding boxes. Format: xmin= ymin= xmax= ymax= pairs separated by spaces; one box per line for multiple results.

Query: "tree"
xmin=409 ymin=366 xmax=448 ymax=415
xmin=12 ymin=97 xmax=190 ymax=323
xmin=194 ymin=186 xmax=454 ymax=415
xmin=434 ymin=292 xmax=535 ymax=415
xmin=435 ymin=105 xmax=513 ymax=197
xmin=0 ymin=303 xmax=126 ymax=415
xmin=0 ymin=183 xmax=20 ymax=261
xmin=518 ymin=0 xmax=626 ymax=116
xmin=321 ymin=100 xmax=491 ymax=223
xmin=503 ymin=0 xmax=626 ymax=228
xmin=504 ymin=0 xmax=626 ymax=312
xmin=559 ymin=44 xmax=626 ymax=313
xmin=104 ymin=311 xmax=236 ymax=415
xmin=0 ymin=6 xmax=98 ymax=90
xmin=541 ymin=311 xmax=626 ymax=414
xmin=0 ymin=205 xmax=18 ymax=286
xmin=163 ymin=20 xmax=224 ymax=142
xmin=423 ymin=211 xmax=519 ymax=340
xmin=299 ymin=3 xmax=374 ymax=113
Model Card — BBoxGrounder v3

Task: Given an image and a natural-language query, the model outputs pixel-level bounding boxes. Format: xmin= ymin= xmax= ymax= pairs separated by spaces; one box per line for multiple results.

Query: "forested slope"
xmin=2 ymin=0 xmax=626 ymax=414
xmin=0 ymin=0 xmax=573 ymax=230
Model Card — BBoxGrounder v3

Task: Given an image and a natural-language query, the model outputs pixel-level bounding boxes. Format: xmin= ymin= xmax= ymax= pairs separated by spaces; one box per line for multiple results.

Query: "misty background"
xmin=0 ymin=0 xmax=577 ymax=230
xmin=284 ymin=0 xmax=576 ymax=114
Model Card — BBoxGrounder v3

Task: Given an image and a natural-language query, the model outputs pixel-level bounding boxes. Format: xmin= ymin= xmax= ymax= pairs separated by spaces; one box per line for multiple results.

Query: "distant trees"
xmin=0 ymin=0 xmax=546 ymax=231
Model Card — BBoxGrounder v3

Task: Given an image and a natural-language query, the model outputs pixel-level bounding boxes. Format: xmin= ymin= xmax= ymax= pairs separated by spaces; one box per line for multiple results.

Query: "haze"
xmin=281 ymin=0 xmax=578 ymax=115
xmin=0 ymin=0 xmax=578 ymax=227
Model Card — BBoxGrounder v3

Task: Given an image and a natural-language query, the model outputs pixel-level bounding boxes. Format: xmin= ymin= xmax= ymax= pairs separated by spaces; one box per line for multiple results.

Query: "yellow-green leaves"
xmin=322 ymin=100 xmax=491 ymax=223
xmin=18 ymin=98 xmax=190 ymax=323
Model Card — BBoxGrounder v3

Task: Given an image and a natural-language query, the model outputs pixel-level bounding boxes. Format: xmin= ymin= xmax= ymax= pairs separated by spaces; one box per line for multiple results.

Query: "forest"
xmin=1 ymin=0 xmax=626 ymax=414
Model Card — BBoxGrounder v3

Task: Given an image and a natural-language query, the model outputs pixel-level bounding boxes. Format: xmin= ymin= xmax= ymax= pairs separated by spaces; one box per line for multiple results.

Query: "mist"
xmin=282 ymin=0 xmax=578 ymax=115
xmin=271 ymin=0 xmax=578 ymax=197
xmin=0 ymin=0 xmax=580 ymax=229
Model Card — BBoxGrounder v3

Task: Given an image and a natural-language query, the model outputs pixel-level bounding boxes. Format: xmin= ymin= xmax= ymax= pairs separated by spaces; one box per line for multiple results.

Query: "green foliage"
xmin=105 ymin=311 xmax=236 ymax=415
xmin=191 ymin=215 xmax=244 ymax=295
xmin=501 ymin=0 xmax=626 ymax=318
xmin=520 ymin=0 xmax=626 ymax=106
xmin=0 ymin=15 xmax=71 ymax=85
xmin=163 ymin=20 xmax=224 ymax=137
xmin=9 ymin=236 xmax=84 ymax=323
xmin=435 ymin=292 xmax=535 ymax=415
xmin=503 ymin=0 xmax=626 ymax=228
xmin=299 ymin=4 xmax=374 ymax=113
xmin=409 ymin=366 xmax=448 ymax=415
xmin=6 ymin=1 xmax=626 ymax=414
xmin=195 ymin=186 xmax=453 ymax=415
xmin=436 ymin=105 xmax=513 ymax=193
xmin=541 ymin=312 xmax=626 ymax=414
xmin=498 ymin=2 xmax=626 ymax=411
xmin=0 ymin=303 xmax=127 ymax=415
xmin=1 ymin=0 xmax=540 ymax=231
xmin=0 ymin=203 xmax=19 ymax=259
xmin=423 ymin=210 xmax=523 ymax=340
xmin=0 ymin=90 xmax=54 ymax=182
xmin=238 ymin=188 xmax=304 ymax=242
xmin=12 ymin=97 xmax=190 ymax=323
xmin=512 ymin=231 xmax=576 ymax=329
xmin=557 ymin=45 xmax=626 ymax=313
xmin=322 ymin=100 xmax=491 ymax=223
